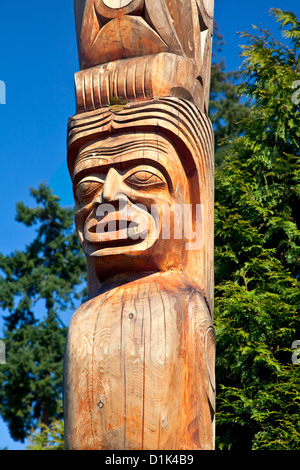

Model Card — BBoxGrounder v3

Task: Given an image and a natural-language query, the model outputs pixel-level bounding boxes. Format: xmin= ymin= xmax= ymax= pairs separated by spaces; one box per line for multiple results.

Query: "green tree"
xmin=26 ymin=418 xmax=65 ymax=450
xmin=215 ymin=9 xmax=300 ymax=450
xmin=210 ymin=23 xmax=250 ymax=167
xmin=0 ymin=184 xmax=86 ymax=442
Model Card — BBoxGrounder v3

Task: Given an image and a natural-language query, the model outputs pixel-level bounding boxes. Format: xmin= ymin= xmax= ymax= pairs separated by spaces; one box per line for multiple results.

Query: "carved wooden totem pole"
xmin=63 ymin=0 xmax=215 ymax=450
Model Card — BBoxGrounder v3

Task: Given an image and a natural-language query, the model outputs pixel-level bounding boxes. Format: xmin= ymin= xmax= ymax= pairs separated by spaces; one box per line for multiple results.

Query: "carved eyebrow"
xmin=74 ymin=141 xmax=168 ymax=180
xmin=76 ymin=139 xmax=169 ymax=164
xmin=73 ymin=165 xmax=110 ymax=186
xmin=76 ymin=174 xmax=106 ymax=184
xmin=90 ymin=140 xmax=170 ymax=157
xmin=76 ymin=150 xmax=109 ymax=165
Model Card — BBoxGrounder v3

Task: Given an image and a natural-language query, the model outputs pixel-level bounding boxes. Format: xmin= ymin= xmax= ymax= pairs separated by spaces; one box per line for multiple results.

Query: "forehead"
xmin=73 ymin=133 xmax=183 ymax=180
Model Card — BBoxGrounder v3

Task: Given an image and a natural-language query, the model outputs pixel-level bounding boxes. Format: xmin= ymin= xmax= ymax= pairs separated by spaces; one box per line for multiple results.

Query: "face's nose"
xmin=102 ymin=167 xmax=124 ymax=203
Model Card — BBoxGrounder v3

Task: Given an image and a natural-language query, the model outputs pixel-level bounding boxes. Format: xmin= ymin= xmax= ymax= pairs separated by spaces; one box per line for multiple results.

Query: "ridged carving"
xmin=74 ymin=0 xmax=214 ymax=112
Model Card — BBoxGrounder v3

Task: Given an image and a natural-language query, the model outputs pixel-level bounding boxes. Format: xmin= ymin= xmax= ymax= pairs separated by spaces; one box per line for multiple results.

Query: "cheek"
xmin=173 ymin=180 xmax=188 ymax=204
xmin=157 ymin=183 xmax=188 ymax=238
xmin=130 ymin=185 xmax=173 ymax=209
xmin=75 ymin=202 xmax=94 ymax=238
xmin=74 ymin=187 xmax=103 ymax=207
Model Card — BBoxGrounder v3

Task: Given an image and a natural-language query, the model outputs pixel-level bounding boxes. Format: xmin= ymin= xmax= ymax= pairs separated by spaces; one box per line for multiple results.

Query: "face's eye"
xmin=125 ymin=170 xmax=164 ymax=187
xmin=75 ymin=175 xmax=105 ymax=202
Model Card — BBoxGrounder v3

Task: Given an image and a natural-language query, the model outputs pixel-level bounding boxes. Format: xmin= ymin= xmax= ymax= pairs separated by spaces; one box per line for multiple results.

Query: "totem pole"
xmin=63 ymin=0 xmax=215 ymax=450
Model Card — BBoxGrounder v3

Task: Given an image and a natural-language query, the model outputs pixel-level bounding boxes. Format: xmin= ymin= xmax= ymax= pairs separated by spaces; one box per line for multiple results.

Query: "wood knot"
xmin=98 ymin=401 xmax=105 ymax=411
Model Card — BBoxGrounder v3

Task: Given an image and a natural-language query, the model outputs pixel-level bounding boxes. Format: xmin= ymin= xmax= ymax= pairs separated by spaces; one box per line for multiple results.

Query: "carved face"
xmin=73 ymin=132 xmax=189 ymax=280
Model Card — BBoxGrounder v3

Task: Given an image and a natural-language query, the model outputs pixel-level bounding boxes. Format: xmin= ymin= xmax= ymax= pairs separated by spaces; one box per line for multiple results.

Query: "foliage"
xmin=214 ymin=9 xmax=300 ymax=450
xmin=27 ymin=418 xmax=64 ymax=450
xmin=210 ymin=23 xmax=250 ymax=167
xmin=0 ymin=184 xmax=86 ymax=442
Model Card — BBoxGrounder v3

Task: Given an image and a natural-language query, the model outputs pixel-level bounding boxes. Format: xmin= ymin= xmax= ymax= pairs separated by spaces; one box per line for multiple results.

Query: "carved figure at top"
xmin=74 ymin=0 xmax=214 ymax=112
xmin=75 ymin=0 xmax=213 ymax=68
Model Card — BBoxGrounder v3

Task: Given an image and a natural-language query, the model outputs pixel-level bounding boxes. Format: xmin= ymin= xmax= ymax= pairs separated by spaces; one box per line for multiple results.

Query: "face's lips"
xmin=88 ymin=219 xmax=138 ymax=234
xmin=84 ymin=203 xmax=155 ymax=246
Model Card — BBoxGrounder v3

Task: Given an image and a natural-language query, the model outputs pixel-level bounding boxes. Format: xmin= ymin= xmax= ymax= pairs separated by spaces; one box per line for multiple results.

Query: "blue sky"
xmin=0 ymin=0 xmax=299 ymax=451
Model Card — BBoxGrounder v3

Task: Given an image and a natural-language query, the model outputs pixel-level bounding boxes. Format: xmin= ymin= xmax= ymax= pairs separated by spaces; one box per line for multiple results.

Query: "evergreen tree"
xmin=210 ymin=23 xmax=250 ymax=167
xmin=26 ymin=418 xmax=65 ymax=450
xmin=215 ymin=9 xmax=300 ymax=450
xmin=0 ymin=184 xmax=86 ymax=442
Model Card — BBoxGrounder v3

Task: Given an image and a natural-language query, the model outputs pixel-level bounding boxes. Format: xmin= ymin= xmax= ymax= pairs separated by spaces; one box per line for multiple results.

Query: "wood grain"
xmin=64 ymin=272 xmax=215 ymax=450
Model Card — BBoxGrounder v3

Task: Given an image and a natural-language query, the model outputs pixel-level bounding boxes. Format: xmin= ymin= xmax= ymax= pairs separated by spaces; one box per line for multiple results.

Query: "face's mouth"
xmin=83 ymin=202 xmax=155 ymax=248
xmin=88 ymin=219 xmax=138 ymax=234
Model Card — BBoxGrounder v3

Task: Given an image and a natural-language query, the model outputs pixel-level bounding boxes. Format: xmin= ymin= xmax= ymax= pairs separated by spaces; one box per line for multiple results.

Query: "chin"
xmin=82 ymin=230 xmax=158 ymax=258
xmin=90 ymin=249 xmax=160 ymax=283
xmin=81 ymin=204 xmax=161 ymax=257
